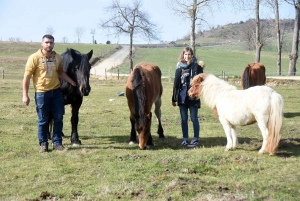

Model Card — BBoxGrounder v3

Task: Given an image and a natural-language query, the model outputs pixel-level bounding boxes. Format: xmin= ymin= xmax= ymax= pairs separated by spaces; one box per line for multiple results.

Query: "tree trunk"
xmin=275 ymin=0 xmax=281 ymax=75
xmin=129 ymin=30 xmax=134 ymax=73
xmin=255 ymin=0 xmax=262 ymax=63
xmin=288 ymin=1 xmax=300 ymax=76
xmin=190 ymin=0 xmax=197 ymax=56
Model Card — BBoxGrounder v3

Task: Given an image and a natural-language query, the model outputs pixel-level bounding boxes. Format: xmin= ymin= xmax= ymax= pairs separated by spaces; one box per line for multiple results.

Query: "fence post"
xmin=118 ymin=68 xmax=119 ymax=80
xmin=2 ymin=70 xmax=4 ymax=79
xmin=105 ymin=69 xmax=107 ymax=80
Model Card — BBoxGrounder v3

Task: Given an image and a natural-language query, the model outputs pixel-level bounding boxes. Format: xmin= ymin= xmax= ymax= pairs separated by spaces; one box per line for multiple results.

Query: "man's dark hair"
xmin=42 ymin=34 xmax=55 ymax=42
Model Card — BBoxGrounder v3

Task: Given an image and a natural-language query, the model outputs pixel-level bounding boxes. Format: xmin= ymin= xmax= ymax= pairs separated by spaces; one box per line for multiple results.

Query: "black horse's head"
xmin=62 ymin=48 xmax=93 ymax=96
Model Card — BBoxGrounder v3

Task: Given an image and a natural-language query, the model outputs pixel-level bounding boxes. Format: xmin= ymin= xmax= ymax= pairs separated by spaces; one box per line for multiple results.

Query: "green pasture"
xmin=116 ymin=44 xmax=291 ymax=77
xmin=0 ymin=42 xmax=300 ymax=200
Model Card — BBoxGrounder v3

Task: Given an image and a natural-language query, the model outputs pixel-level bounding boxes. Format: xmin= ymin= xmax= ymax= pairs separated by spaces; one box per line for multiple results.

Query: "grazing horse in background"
xmin=126 ymin=62 xmax=165 ymax=149
xmin=241 ymin=62 xmax=266 ymax=89
xmin=49 ymin=48 xmax=93 ymax=146
xmin=188 ymin=73 xmax=283 ymax=155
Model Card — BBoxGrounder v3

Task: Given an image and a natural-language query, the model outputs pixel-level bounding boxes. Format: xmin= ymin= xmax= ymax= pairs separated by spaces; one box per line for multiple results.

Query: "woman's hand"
xmin=172 ymin=102 xmax=177 ymax=107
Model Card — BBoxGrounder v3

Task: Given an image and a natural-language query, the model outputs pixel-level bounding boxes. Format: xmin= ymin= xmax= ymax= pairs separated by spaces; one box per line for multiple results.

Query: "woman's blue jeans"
xmin=34 ymin=88 xmax=65 ymax=146
xmin=179 ymin=105 xmax=200 ymax=140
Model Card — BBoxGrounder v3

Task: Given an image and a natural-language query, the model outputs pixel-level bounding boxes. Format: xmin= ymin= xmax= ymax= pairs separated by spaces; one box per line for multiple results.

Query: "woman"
xmin=172 ymin=47 xmax=204 ymax=147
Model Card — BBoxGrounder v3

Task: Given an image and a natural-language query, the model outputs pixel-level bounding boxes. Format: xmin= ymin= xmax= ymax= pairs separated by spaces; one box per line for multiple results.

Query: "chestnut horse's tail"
xmin=265 ymin=92 xmax=284 ymax=154
xmin=132 ymin=66 xmax=146 ymax=126
xmin=242 ymin=65 xmax=250 ymax=89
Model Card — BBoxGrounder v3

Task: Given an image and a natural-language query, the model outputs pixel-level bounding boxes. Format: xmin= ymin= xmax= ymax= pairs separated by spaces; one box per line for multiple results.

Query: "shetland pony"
xmin=188 ymin=73 xmax=284 ymax=154
xmin=125 ymin=62 xmax=165 ymax=149
xmin=242 ymin=62 xmax=266 ymax=89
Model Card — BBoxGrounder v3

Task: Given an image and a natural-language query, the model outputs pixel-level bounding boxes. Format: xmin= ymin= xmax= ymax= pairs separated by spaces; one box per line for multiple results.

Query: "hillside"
xmin=177 ymin=19 xmax=295 ymax=50
xmin=199 ymin=19 xmax=294 ymax=40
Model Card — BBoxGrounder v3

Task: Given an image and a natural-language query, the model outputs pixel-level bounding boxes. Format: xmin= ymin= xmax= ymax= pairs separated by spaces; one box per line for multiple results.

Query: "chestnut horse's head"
xmin=188 ymin=73 xmax=207 ymax=99
xmin=135 ymin=112 xmax=152 ymax=150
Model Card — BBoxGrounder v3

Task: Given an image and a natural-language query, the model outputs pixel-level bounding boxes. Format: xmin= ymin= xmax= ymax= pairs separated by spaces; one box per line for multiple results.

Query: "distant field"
xmin=1 ymin=42 xmax=299 ymax=200
xmin=117 ymin=44 xmax=292 ymax=77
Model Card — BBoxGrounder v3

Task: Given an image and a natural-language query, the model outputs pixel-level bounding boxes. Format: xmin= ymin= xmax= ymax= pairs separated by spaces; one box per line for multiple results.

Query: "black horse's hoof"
xmin=71 ymin=140 xmax=82 ymax=146
xmin=129 ymin=141 xmax=137 ymax=145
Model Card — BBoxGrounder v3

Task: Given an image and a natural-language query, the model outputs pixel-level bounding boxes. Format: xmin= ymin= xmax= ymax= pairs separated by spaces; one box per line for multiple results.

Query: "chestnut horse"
xmin=188 ymin=73 xmax=283 ymax=155
xmin=126 ymin=62 xmax=165 ymax=149
xmin=242 ymin=62 xmax=266 ymax=89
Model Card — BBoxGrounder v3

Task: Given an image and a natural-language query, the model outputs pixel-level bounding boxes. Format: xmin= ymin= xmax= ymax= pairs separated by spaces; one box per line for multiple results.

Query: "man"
xmin=22 ymin=34 xmax=76 ymax=153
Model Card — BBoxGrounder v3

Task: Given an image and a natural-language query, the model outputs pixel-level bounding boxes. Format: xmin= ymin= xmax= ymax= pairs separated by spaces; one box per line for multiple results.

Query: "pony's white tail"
xmin=265 ymin=92 xmax=284 ymax=154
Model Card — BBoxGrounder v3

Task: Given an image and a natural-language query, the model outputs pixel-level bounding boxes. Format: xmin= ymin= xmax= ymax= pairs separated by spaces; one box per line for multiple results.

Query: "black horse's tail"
xmin=132 ymin=66 xmax=146 ymax=126
xmin=242 ymin=65 xmax=250 ymax=89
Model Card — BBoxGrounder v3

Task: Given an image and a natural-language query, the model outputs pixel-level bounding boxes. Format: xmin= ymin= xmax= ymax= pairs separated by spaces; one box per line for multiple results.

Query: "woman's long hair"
xmin=179 ymin=47 xmax=194 ymax=63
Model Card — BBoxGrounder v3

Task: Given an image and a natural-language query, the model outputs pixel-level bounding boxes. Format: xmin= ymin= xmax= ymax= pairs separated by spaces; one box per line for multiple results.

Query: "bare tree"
xmin=284 ymin=0 xmax=299 ymax=75
xmin=100 ymin=0 xmax=160 ymax=71
xmin=255 ymin=0 xmax=263 ymax=62
xmin=75 ymin=27 xmax=85 ymax=43
xmin=241 ymin=20 xmax=256 ymax=50
xmin=90 ymin=29 xmax=96 ymax=44
xmin=61 ymin=37 xmax=69 ymax=43
xmin=8 ymin=37 xmax=21 ymax=42
xmin=166 ymin=0 xmax=219 ymax=56
xmin=46 ymin=26 xmax=55 ymax=35
xmin=230 ymin=0 xmax=263 ymax=62
xmin=265 ymin=0 xmax=283 ymax=75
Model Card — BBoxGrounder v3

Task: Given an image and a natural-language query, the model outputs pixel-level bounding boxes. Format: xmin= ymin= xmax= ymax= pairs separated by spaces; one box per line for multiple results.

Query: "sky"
xmin=0 ymin=0 xmax=296 ymax=44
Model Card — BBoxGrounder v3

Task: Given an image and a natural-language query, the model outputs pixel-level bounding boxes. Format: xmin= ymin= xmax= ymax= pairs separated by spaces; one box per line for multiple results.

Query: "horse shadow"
xmin=284 ymin=112 xmax=300 ymax=118
xmin=62 ymin=134 xmax=300 ymax=157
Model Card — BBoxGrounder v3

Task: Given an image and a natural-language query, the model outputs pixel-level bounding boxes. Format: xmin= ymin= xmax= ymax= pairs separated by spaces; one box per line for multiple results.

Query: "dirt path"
xmin=267 ymin=76 xmax=300 ymax=80
xmin=90 ymin=45 xmax=132 ymax=76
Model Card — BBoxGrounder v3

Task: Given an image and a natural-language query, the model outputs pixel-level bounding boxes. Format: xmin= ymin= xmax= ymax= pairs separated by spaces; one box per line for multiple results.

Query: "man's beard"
xmin=45 ymin=47 xmax=53 ymax=52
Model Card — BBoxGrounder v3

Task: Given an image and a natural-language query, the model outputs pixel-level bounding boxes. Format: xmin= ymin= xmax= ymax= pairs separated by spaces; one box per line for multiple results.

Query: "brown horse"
xmin=241 ymin=62 xmax=266 ymax=89
xmin=126 ymin=62 xmax=165 ymax=149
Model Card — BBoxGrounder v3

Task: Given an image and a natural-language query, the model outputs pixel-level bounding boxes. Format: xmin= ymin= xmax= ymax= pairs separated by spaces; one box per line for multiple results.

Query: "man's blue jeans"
xmin=34 ymin=88 xmax=64 ymax=146
xmin=179 ymin=105 xmax=200 ymax=140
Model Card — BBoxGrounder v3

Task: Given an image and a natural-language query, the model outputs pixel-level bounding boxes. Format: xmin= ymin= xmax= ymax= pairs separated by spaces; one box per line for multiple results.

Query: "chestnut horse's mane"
xmin=132 ymin=66 xmax=146 ymax=127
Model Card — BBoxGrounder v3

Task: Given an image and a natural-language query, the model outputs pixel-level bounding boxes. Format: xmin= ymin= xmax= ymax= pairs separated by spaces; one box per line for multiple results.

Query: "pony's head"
xmin=135 ymin=112 xmax=152 ymax=150
xmin=62 ymin=49 xmax=93 ymax=96
xmin=188 ymin=73 xmax=207 ymax=99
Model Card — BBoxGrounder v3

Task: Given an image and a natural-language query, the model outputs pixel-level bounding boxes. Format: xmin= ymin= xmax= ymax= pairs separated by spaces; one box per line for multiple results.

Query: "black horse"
xmin=49 ymin=48 xmax=93 ymax=145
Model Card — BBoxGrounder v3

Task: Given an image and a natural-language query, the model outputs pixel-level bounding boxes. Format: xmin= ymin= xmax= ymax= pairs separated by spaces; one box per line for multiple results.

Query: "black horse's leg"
xmin=129 ymin=116 xmax=137 ymax=144
xmin=70 ymin=99 xmax=82 ymax=146
xmin=48 ymin=110 xmax=53 ymax=141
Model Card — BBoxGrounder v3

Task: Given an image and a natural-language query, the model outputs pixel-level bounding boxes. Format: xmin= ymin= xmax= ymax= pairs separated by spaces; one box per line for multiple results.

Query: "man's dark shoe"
xmin=53 ymin=145 xmax=68 ymax=151
xmin=39 ymin=142 xmax=48 ymax=153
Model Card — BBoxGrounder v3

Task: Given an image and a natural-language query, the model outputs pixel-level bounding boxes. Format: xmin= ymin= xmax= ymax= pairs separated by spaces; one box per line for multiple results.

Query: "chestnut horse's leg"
xmin=70 ymin=98 xmax=82 ymax=146
xmin=154 ymin=98 xmax=165 ymax=140
xmin=129 ymin=115 xmax=137 ymax=144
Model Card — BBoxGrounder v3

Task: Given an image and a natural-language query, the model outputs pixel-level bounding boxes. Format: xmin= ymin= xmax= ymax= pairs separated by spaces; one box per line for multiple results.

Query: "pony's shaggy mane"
xmin=201 ymin=74 xmax=237 ymax=109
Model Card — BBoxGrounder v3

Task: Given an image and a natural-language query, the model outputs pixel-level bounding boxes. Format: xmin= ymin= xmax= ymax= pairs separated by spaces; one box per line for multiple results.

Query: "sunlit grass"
xmin=0 ymin=42 xmax=299 ymax=200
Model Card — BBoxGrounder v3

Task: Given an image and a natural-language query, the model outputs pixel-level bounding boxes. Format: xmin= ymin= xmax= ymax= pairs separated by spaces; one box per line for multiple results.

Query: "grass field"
xmin=0 ymin=42 xmax=300 ymax=200
xmin=116 ymin=44 xmax=292 ymax=77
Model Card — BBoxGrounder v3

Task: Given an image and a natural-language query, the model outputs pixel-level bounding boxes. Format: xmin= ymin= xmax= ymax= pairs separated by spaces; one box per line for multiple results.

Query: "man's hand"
xmin=22 ymin=95 xmax=30 ymax=106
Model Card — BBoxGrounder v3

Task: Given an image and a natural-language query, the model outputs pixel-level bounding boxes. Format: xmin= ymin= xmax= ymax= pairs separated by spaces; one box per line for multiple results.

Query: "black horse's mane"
xmin=60 ymin=48 xmax=92 ymax=104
